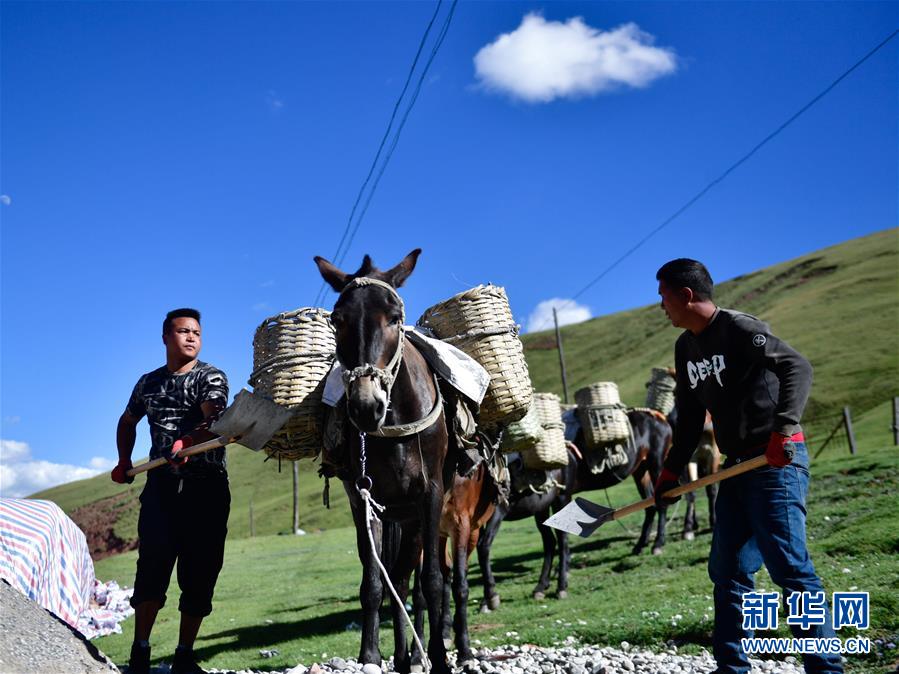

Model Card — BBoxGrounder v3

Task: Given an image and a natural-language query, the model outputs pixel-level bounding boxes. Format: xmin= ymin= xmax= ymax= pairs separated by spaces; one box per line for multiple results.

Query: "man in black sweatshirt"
xmin=653 ymin=259 xmax=841 ymax=674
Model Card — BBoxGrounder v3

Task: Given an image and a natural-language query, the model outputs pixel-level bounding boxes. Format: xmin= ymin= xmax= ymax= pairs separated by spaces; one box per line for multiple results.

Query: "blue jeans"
xmin=708 ymin=443 xmax=842 ymax=673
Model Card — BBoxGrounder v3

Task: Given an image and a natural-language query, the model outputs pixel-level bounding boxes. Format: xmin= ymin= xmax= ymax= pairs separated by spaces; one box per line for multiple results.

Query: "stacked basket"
xmin=500 ymin=402 xmax=543 ymax=453
xmin=522 ymin=392 xmax=569 ymax=469
xmin=645 ymin=367 xmax=676 ymax=415
xmin=575 ymin=382 xmax=630 ymax=449
xmin=249 ymin=307 xmax=336 ymax=461
xmin=417 ymin=284 xmax=532 ymax=428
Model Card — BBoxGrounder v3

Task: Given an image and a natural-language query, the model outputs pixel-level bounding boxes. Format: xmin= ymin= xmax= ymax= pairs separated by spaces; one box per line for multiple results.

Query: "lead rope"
xmin=356 ymin=431 xmax=430 ymax=673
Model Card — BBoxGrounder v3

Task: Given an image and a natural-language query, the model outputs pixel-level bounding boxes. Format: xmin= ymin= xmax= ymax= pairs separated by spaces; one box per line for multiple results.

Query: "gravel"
xmin=0 ymin=580 xmax=119 ymax=674
xmin=137 ymin=643 xmax=808 ymax=674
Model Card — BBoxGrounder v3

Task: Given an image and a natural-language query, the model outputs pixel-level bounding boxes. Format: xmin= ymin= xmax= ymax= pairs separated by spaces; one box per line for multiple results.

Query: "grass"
xmin=93 ymin=401 xmax=899 ymax=673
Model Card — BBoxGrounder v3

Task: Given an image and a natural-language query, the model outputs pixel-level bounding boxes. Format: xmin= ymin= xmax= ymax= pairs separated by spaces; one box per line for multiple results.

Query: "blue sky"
xmin=1 ymin=1 xmax=896 ymax=496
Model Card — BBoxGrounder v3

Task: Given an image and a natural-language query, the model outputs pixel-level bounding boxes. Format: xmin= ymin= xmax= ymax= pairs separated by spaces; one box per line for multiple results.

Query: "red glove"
xmin=167 ymin=436 xmax=193 ymax=467
xmin=654 ymin=467 xmax=681 ymax=508
xmin=111 ymin=460 xmax=134 ymax=484
xmin=765 ymin=433 xmax=795 ymax=467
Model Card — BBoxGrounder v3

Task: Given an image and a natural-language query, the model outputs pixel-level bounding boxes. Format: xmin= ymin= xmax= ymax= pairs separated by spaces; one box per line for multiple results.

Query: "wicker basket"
xmin=645 ymin=367 xmax=676 ymax=415
xmin=249 ymin=307 xmax=336 ymax=461
xmin=417 ymin=284 xmax=532 ymax=428
xmin=522 ymin=392 xmax=569 ymax=469
xmin=500 ymin=401 xmax=543 ymax=453
xmin=575 ymin=382 xmax=630 ymax=448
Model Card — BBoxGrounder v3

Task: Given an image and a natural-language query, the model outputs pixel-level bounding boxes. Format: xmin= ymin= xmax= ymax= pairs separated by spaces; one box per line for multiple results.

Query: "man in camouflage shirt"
xmin=111 ymin=308 xmax=229 ymax=674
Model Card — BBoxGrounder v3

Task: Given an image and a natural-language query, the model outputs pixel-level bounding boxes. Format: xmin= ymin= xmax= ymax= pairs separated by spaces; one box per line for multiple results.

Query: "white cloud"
xmin=265 ymin=90 xmax=285 ymax=111
xmin=474 ymin=14 xmax=677 ymax=103
xmin=0 ymin=195 xmax=11 ymax=206
xmin=0 ymin=439 xmax=110 ymax=498
xmin=526 ymin=298 xmax=592 ymax=333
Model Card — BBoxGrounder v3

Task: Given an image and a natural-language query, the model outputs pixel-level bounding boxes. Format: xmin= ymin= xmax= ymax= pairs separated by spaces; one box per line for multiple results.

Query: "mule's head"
xmin=314 ymin=249 xmax=421 ymax=433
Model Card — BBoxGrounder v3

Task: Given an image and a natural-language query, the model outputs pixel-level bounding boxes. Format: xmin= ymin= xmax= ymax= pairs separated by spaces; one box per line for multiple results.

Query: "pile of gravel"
xmin=168 ymin=642 xmax=807 ymax=674
xmin=0 ymin=580 xmax=119 ymax=674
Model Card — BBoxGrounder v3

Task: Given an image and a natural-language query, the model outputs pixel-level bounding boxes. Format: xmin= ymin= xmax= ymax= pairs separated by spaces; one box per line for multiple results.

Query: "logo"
xmin=686 ymin=355 xmax=726 ymax=388
xmin=753 ymin=334 xmax=767 ymax=347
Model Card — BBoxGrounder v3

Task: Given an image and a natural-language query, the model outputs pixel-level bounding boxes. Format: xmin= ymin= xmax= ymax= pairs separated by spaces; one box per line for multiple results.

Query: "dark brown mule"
xmin=315 ymin=249 xmax=452 ymax=674
xmin=477 ymin=408 xmax=673 ymax=609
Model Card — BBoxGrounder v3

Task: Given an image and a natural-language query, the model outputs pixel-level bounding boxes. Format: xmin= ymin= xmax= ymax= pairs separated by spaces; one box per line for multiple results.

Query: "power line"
xmin=312 ymin=0 xmax=454 ymax=307
xmin=533 ymin=28 xmax=899 ymax=333
xmin=338 ymin=0 xmax=459 ymax=267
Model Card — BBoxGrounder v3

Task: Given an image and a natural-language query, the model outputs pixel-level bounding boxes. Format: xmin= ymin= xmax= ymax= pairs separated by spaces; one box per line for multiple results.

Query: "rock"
xmin=329 ymin=657 xmax=348 ymax=670
xmin=361 ymin=664 xmax=382 ymax=674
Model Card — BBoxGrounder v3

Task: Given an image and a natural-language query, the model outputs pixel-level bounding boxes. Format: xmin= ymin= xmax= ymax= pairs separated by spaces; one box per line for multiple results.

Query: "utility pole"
xmin=553 ymin=307 xmax=570 ymax=404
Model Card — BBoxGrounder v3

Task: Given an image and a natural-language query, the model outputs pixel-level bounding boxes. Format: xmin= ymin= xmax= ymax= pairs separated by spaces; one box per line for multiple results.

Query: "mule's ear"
xmin=386 ymin=248 xmax=421 ymax=288
xmin=314 ymin=256 xmax=350 ymax=293
xmin=352 ymin=255 xmax=374 ymax=279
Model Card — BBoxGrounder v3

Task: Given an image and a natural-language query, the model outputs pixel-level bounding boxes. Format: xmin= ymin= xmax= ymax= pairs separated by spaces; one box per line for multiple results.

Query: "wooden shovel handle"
xmin=612 ymin=454 xmax=769 ymax=521
xmin=126 ymin=436 xmax=235 ymax=476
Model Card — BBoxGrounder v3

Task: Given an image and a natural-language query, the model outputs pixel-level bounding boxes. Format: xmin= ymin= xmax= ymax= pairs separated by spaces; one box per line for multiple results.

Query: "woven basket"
xmin=417 ymin=284 xmax=532 ymax=428
xmin=249 ymin=307 xmax=336 ymax=461
xmin=575 ymin=382 xmax=630 ymax=448
xmin=645 ymin=367 xmax=676 ymax=415
xmin=500 ymin=401 xmax=543 ymax=453
xmin=522 ymin=393 xmax=569 ymax=469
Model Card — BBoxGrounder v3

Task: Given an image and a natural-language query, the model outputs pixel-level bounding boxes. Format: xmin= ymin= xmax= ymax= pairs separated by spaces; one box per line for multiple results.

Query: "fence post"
xmin=842 ymin=406 xmax=856 ymax=455
xmin=893 ymin=397 xmax=899 ymax=446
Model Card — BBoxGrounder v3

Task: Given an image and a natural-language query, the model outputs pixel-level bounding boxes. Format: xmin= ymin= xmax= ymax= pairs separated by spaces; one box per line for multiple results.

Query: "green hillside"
xmin=31 ymin=228 xmax=899 ymax=553
xmin=523 ymin=228 xmax=899 ymax=433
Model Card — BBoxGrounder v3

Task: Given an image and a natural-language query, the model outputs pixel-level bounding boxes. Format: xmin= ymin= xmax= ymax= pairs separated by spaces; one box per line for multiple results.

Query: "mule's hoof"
xmin=557 ymin=590 xmax=568 ymax=600
xmin=479 ymin=602 xmax=492 ymax=614
xmin=443 ymin=638 xmax=453 ymax=650
xmin=488 ymin=595 xmax=501 ymax=611
xmin=631 ymin=546 xmax=644 ymax=556
xmin=410 ymin=665 xmax=424 ymax=673
xmin=652 ymin=547 xmax=664 ymax=556
xmin=533 ymin=591 xmax=546 ymax=601
xmin=684 ymin=531 xmax=695 ymax=541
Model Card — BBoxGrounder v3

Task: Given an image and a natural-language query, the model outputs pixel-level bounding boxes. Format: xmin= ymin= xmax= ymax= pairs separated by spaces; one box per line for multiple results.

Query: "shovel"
xmin=127 ymin=389 xmax=294 ymax=476
xmin=544 ymin=454 xmax=769 ymax=537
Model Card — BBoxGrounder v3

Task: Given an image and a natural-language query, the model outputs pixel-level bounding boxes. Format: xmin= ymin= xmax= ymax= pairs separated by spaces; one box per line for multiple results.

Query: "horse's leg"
xmin=439 ymin=537 xmax=452 ymax=650
xmin=410 ymin=562 xmax=427 ymax=672
xmin=477 ymin=506 xmax=505 ymax=612
xmin=707 ymin=483 xmax=719 ymax=529
xmin=352 ymin=502 xmax=384 ymax=667
xmin=683 ymin=490 xmax=697 ymax=541
xmin=451 ymin=516 xmax=476 ymax=665
xmin=532 ymin=509 xmax=556 ymax=600
xmin=421 ymin=488 xmax=450 ymax=674
xmin=631 ymin=466 xmax=654 ymax=555
xmin=390 ymin=522 xmax=422 ymax=674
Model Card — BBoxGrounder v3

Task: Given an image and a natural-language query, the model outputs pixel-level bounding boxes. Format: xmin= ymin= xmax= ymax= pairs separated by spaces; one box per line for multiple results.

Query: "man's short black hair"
xmin=656 ymin=259 xmax=714 ymax=301
xmin=163 ymin=308 xmax=201 ymax=335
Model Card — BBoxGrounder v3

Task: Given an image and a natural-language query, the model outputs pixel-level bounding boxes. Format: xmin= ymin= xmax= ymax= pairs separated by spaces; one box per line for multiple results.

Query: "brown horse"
xmin=682 ymin=413 xmax=721 ymax=539
xmin=315 ymin=249 xmax=453 ymax=674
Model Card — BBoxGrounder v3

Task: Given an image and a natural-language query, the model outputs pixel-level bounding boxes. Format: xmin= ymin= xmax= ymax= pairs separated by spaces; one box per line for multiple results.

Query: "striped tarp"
xmin=0 ymin=497 xmax=95 ymax=630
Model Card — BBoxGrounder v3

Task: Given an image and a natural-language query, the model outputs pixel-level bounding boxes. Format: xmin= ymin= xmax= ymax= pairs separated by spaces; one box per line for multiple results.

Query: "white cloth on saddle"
xmin=322 ymin=326 xmax=490 ymax=407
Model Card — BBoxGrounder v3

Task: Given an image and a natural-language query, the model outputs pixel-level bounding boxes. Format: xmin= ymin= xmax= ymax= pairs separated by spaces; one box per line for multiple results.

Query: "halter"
xmin=338 ymin=276 xmax=406 ymax=404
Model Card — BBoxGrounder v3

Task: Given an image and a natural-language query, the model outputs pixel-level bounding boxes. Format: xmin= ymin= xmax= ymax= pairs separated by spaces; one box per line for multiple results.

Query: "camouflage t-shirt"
xmin=126 ymin=361 xmax=229 ymax=477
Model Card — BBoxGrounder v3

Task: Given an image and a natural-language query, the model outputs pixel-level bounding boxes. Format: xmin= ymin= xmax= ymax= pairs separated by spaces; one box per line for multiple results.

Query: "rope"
xmin=355 ymin=432 xmax=430 ymax=672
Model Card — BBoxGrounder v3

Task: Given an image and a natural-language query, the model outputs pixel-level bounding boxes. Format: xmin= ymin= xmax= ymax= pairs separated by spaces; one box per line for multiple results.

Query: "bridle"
xmin=337 ymin=276 xmax=442 ymax=438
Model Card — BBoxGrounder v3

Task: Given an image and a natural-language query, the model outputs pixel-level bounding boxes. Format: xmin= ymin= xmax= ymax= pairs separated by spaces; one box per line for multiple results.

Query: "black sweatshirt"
xmin=665 ymin=308 xmax=813 ymax=473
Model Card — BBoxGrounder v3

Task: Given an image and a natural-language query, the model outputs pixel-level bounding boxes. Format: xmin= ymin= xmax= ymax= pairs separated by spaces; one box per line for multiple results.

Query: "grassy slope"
xmin=32 ymin=228 xmax=899 ymax=544
xmin=93 ymin=401 xmax=898 ymax=673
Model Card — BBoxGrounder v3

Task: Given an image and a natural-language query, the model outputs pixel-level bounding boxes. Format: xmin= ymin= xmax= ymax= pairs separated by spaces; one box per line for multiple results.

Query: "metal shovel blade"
xmin=544 ymin=497 xmax=615 ymax=538
xmin=210 ymin=388 xmax=294 ymax=451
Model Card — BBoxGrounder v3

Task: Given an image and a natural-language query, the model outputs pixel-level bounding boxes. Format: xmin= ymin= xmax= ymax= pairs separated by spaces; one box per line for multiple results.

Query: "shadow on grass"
xmin=193 ymin=607 xmax=363 ymax=663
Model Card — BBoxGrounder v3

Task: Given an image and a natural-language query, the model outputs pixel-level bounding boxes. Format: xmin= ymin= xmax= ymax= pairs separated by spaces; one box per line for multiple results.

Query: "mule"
xmin=315 ymin=249 xmax=453 ymax=674
xmin=682 ymin=414 xmax=720 ymax=540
